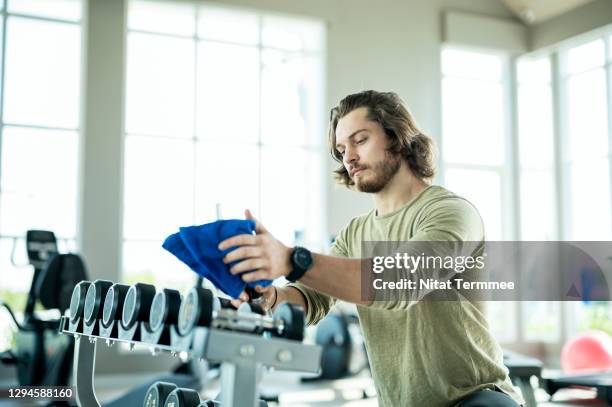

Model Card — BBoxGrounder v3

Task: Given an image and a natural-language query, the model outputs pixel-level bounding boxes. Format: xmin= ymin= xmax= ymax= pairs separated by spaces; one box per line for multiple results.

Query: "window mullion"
xmin=604 ymin=34 xmax=612 ymax=236
xmin=507 ymin=55 xmax=520 ymax=242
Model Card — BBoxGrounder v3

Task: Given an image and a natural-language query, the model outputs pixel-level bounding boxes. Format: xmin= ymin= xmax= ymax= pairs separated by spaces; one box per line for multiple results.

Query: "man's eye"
xmin=356 ymin=138 xmax=367 ymax=144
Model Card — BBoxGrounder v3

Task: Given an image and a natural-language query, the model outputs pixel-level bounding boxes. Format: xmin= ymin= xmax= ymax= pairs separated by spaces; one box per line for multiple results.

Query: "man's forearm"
xmin=298 ymin=253 xmax=370 ymax=305
xmin=275 ymin=286 xmax=308 ymax=311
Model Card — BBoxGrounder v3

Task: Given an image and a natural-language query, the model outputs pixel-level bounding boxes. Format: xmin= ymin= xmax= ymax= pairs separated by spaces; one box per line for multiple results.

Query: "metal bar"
xmin=204 ymin=329 xmax=321 ymax=372
xmin=220 ymin=362 xmax=259 ymax=407
xmin=4 ymin=11 xmax=80 ymax=25
xmin=128 ymin=27 xmax=321 ymax=57
xmin=73 ymin=336 xmax=101 ymax=407
xmin=604 ymin=35 xmax=612 ymax=241
xmin=1 ymin=121 xmax=79 ymax=132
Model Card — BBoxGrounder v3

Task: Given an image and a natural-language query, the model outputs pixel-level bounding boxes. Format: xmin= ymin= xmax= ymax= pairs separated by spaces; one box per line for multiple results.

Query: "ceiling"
xmin=500 ymin=0 xmax=596 ymax=24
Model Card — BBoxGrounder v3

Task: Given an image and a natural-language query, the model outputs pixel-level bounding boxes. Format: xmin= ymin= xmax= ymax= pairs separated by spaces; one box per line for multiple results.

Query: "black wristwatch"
xmin=286 ymin=246 xmax=313 ymax=282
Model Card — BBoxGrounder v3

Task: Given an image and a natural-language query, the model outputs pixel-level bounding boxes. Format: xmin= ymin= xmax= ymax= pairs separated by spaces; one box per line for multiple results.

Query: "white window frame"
xmin=121 ymin=3 xmax=327 ymax=287
xmin=439 ymin=46 xmax=518 ymax=242
xmin=0 ymin=3 xmax=82 ymax=289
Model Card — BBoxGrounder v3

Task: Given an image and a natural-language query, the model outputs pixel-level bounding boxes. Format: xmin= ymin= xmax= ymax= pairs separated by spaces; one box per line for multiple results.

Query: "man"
xmin=220 ymin=90 xmax=524 ymax=407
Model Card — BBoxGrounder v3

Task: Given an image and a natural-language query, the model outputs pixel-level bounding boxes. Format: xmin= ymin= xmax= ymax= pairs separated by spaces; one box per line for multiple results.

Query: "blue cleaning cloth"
xmin=162 ymin=219 xmax=272 ymax=298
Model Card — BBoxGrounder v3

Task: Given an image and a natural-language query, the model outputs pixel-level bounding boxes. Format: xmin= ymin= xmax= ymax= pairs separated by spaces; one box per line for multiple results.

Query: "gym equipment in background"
xmin=503 ymin=350 xmax=542 ymax=407
xmin=0 ymin=230 xmax=88 ymax=393
xmin=542 ymin=372 xmax=612 ymax=405
xmin=561 ymin=331 xmax=612 ymax=374
xmin=62 ymin=280 xmax=321 ymax=407
xmin=309 ymin=311 xmax=368 ymax=380
xmin=541 ymin=330 xmax=612 ymax=405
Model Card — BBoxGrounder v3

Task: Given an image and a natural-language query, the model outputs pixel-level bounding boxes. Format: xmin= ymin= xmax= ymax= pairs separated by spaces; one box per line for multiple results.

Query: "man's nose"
xmin=344 ymin=147 xmax=358 ymax=165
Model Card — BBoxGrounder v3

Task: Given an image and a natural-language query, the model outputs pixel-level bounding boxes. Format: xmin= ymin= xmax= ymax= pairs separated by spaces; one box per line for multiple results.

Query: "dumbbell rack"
xmin=60 ymin=317 xmax=322 ymax=407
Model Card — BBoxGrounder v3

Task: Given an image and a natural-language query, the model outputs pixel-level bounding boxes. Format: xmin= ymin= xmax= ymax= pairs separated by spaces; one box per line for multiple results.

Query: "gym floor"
xmin=91 ymin=371 xmax=610 ymax=407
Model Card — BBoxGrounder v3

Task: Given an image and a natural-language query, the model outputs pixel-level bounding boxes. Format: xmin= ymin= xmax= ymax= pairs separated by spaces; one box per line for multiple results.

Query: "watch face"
xmin=294 ymin=247 xmax=312 ymax=270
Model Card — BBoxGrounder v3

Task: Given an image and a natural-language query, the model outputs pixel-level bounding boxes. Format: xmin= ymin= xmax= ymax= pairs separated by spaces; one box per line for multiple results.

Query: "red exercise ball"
xmin=561 ymin=331 xmax=612 ymax=374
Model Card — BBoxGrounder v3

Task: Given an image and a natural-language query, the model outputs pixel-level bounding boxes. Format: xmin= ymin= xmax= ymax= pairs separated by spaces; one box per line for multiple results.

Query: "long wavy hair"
xmin=329 ymin=90 xmax=436 ymax=187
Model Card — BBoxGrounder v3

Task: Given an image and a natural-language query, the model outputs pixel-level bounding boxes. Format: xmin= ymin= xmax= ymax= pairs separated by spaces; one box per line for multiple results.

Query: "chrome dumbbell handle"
xmin=211 ymin=308 xmax=284 ymax=334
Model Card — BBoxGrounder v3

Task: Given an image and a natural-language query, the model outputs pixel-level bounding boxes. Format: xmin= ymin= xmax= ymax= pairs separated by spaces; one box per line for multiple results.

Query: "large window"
xmin=516 ymin=55 xmax=561 ymax=343
xmin=559 ymin=36 xmax=612 ymax=338
xmin=560 ymin=38 xmax=611 ymax=241
xmin=441 ymin=48 xmax=515 ymax=342
xmin=122 ymin=1 xmax=325 ymax=290
xmin=441 ymin=48 xmax=512 ymax=241
xmin=0 ymin=0 xmax=82 ymax=312
xmin=443 ymin=33 xmax=612 ymax=345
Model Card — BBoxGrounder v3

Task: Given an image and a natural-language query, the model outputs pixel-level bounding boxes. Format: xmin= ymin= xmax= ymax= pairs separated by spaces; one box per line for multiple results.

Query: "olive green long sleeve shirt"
xmin=288 ymin=185 xmax=523 ymax=407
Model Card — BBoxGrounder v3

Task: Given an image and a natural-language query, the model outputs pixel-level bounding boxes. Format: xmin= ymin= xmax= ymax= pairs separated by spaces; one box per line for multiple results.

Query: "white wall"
xmin=530 ymin=0 xmax=612 ymax=50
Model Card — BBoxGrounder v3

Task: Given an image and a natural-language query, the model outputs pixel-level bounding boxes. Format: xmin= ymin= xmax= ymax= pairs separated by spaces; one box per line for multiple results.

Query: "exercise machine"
xmin=541 ymin=372 xmax=612 ymax=405
xmin=1 ymin=230 xmax=87 ymax=392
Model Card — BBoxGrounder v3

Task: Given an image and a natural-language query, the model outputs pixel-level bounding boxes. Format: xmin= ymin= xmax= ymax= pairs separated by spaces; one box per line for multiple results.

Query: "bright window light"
xmin=566 ymin=69 xmax=608 ymax=161
xmin=444 ymin=168 xmax=503 ymax=241
xmin=563 ymin=39 xmax=605 ymax=75
xmin=197 ymin=4 xmax=259 ymax=45
xmin=8 ymin=0 xmax=81 ymax=22
xmin=123 ymin=2 xmax=326 ymax=288
xmin=517 ymin=57 xmax=551 ymax=84
xmin=441 ymin=47 xmax=508 ymax=244
xmin=0 ymin=2 xmax=82 ymax=338
xmin=516 ymin=54 xmax=557 ymax=249
xmin=125 ymin=33 xmax=195 ymax=138
xmin=4 ymin=17 xmax=81 ymax=128
xmin=569 ymin=158 xmax=611 ymax=240
xmin=0 ymin=127 xmax=78 ymax=238
xmin=195 ymin=141 xmax=260 ymax=221
xmin=196 ymin=41 xmax=259 ymax=142
xmin=122 ymin=136 xmax=195 ymax=240
xmin=128 ymin=0 xmax=195 ymax=36
xmin=441 ymin=48 xmax=503 ymax=81
xmin=442 ymin=77 xmax=505 ymax=166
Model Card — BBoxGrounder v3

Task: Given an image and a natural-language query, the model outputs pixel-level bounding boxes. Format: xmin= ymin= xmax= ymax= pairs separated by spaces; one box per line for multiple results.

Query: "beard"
xmin=354 ymin=152 xmax=402 ymax=193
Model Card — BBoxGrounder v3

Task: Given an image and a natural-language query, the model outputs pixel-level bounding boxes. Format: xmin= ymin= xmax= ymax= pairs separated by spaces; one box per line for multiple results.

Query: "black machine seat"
xmin=504 ymin=350 xmax=543 ymax=378
xmin=35 ymin=253 xmax=88 ymax=314
xmin=542 ymin=372 xmax=612 ymax=405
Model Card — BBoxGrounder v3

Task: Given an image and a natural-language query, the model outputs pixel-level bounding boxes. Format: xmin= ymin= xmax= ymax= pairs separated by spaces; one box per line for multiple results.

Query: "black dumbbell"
xmin=149 ymin=288 xmax=182 ymax=332
xmin=143 ymin=382 xmax=178 ymax=407
xmin=272 ymin=302 xmax=305 ymax=341
xmin=68 ymin=281 xmax=91 ymax=331
xmin=121 ymin=283 xmax=156 ymax=330
xmin=69 ymin=281 xmax=90 ymax=322
xmin=177 ymin=287 xmax=220 ymax=336
xmin=83 ymin=280 xmax=114 ymax=333
xmin=163 ymin=388 xmax=201 ymax=407
xmin=102 ymin=283 xmax=131 ymax=328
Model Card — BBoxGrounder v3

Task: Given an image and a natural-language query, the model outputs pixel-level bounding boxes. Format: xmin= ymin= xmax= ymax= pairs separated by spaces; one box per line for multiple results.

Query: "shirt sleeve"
xmin=368 ymin=196 xmax=485 ymax=311
xmin=284 ymin=223 xmax=351 ymax=325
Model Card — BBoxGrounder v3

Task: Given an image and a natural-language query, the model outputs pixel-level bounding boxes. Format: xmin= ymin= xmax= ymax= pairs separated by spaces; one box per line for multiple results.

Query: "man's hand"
xmin=219 ymin=209 xmax=292 ymax=283
xmin=229 ymin=285 xmax=278 ymax=311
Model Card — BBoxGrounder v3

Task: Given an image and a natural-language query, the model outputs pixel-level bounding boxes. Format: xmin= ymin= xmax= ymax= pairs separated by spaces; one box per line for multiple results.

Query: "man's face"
xmin=335 ymin=107 xmax=401 ymax=193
